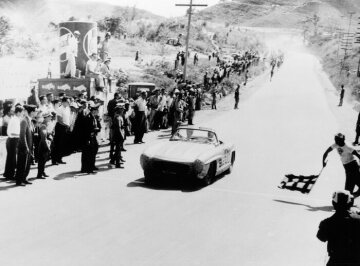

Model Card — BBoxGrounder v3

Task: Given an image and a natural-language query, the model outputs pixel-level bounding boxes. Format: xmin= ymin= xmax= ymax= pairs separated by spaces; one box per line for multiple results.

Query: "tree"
xmin=97 ymin=17 xmax=126 ymax=38
xmin=0 ymin=16 xmax=11 ymax=43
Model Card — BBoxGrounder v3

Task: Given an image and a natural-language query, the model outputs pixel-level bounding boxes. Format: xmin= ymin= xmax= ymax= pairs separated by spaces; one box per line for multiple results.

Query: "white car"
xmin=140 ymin=127 xmax=236 ymax=185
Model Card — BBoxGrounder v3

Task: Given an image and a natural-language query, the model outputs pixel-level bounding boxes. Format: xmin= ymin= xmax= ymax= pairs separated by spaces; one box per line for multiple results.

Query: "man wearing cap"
xmin=86 ymin=53 xmax=104 ymax=90
xmin=52 ymin=97 xmax=71 ymax=165
xmin=317 ymin=190 xmax=360 ymax=265
xmin=148 ymin=88 xmax=160 ymax=130
xmin=15 ymin=105 xmax=37 ymax=186
xmin=4 ymin=105 xmax=23 ymax=180
xmin=100 ymin=32 xmax=111 ymax=61
xmin=323 ymin=133 xmax=360 ymax=196
xmin=133 ymin=91 xmax=147 ymax=144
xmin=81 ymin=102 xmax=101 ymax=174
xmin=36 ymin=112 xmax=52 ymax=179
xmin=100 ymin=57 xmax=112 ymax=91
xmin=111 ymin=103 xmax=125 ymax=168
xmin=65 ymin=31 xmax=80 ymax=78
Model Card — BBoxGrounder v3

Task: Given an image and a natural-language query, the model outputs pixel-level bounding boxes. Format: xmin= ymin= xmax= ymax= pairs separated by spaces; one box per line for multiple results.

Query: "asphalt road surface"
xmin=0 ymin=32 xmax=358 ymax=266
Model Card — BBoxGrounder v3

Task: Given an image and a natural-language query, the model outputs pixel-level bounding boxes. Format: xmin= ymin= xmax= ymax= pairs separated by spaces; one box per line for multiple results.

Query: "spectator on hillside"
xmin=353 ymin=111 xmax=360 ymax=146
xmin=234 ymin=84 xmax=240 ymax=109
xmin=338 ymin=84 xmax=345 ymax=107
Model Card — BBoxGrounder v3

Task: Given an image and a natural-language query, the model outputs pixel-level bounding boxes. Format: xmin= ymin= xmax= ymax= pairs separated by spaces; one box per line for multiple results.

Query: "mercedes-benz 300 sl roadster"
xmin=140 ymin=127 xmax=236 ymax=185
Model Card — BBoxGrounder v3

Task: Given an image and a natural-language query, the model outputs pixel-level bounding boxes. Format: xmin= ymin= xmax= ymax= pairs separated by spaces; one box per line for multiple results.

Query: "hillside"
xmin=196 ymin=0 xmax=360 ymax=29
xmin=0 ymin=0 xmax=162 ymax=34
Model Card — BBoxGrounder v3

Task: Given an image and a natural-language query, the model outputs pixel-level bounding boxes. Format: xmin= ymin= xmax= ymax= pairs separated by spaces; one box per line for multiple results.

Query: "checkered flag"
xmin=278 ymin=168 xmax=324 ymax=194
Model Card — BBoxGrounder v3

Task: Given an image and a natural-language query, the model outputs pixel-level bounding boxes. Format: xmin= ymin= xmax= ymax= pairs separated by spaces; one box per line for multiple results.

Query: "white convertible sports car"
xmin=140 ymin=127 xmax=236 ymax=185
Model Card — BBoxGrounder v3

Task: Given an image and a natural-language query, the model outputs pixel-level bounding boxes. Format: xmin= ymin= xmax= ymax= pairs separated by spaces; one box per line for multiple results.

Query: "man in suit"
xmin=81 ymin=102 xmax=101 ymax=174
xmin=15 ymin=104 xmax=37 ymax=186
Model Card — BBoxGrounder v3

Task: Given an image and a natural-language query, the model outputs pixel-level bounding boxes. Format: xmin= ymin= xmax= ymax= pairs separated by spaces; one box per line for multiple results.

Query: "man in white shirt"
xmin=323 ymin=133 xmax=360 ymax=196
xmin=4 ymin=105 xmax=23 ymax=180
xmin=134 ymin=91 xmax=147 ymax=144
xmin=52 ymin=97 xmax=71 ymax=165
xmin=38 ymin=95 xmax=49 ymax=113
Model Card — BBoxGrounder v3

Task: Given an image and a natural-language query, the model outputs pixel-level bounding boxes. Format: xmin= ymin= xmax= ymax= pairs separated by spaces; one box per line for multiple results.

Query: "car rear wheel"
xmin=203 ymin=162 xmax=216 ymax=186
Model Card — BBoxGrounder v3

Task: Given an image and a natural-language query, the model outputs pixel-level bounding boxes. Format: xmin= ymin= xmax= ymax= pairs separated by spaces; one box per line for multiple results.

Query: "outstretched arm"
xmin=352 ymin=150 xmax=360 ymax=160
xmin=323 ymin=147 xmax=333 ymax=167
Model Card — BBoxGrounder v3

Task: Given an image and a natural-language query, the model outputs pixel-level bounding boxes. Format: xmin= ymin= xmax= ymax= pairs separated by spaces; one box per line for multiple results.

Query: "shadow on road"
xmin=273 ymin=199 xmax=334 ymax=212
xmin=0 ymin=184 xmax=18 ymax=191
xmin=127 ymin=177 xmax=204 ymax=193
xmin=53 ymin=163 xmax=115 ymax=180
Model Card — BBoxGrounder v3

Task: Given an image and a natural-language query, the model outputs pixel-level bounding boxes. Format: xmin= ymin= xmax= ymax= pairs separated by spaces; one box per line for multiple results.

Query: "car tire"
xmin=226 ymin=152 xmax=236 ymax=174
xmin=144 ymin=170 xmax=156 ymax=185
xmin=203 ymin=162 xmax=216 ymax=186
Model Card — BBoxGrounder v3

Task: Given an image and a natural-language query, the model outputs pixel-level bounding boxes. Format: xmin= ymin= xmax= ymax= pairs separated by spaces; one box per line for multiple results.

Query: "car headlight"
xmin=194 ymin=159 xmax=204 ymax=173
xmin=140 ymin=154 xmax=150 ymax=169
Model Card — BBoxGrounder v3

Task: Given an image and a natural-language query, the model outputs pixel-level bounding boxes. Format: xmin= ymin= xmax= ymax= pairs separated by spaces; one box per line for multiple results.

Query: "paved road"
xmin=0 ymin=34 xmax=358 ymax=266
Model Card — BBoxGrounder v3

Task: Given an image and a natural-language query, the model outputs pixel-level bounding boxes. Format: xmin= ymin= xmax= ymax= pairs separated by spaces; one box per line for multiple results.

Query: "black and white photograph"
xmin=1 ymin=0 xmax=360 ymax=265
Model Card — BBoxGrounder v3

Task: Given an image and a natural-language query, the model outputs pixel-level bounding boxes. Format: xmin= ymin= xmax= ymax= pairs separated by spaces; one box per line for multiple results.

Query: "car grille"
xmin=152 ymin=161 xmax=191 ymax=175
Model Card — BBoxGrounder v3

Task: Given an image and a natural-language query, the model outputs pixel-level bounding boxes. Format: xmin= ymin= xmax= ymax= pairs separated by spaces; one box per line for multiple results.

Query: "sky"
xmin=76 ymin=0 xmax=220 ymax=17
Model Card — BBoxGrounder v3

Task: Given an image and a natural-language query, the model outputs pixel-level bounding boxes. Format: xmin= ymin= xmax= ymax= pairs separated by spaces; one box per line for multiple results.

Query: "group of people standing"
xmin=2 ymin=91 xmax=105 ymax=186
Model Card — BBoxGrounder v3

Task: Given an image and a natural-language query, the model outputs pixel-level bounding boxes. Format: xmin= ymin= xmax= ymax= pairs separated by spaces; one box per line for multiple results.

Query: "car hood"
xmin=144 ymin=141 xmax=215 ymax=163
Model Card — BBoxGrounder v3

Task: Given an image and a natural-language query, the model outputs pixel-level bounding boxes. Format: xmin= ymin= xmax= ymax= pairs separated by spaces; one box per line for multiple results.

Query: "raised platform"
xmin=38 ymin=78 xmax=93 ymax=98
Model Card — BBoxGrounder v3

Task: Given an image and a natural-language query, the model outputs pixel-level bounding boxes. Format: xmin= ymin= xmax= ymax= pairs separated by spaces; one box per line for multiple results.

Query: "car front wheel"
xmin=203 ymin=162 xmax=216 ymax=186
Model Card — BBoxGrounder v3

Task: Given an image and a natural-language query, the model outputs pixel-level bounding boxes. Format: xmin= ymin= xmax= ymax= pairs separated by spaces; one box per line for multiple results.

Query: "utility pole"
xmin=340 ymin=11 xmax=355 ymax=74
xmin=355 ymin=17 xmax=360 ymax=77
xmin=176 ymin=0 xmax=207 ymax=80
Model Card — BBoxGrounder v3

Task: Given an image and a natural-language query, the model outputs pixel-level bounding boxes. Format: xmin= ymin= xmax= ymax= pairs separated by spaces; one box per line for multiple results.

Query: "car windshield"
xmin=170 ymin=128 xmax=218 ymax=144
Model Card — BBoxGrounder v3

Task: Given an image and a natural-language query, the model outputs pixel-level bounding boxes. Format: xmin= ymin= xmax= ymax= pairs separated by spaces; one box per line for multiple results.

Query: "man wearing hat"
xmin=148 ymin=88 xmax=160 ymax=130
xmin=100 ymin=57 xmax=112 ymax=91
xmin=133 ymin=90 xmax=147 ymax=144
xmin=15 ymin=104 xmax=37 ymax=186
xmin=52 ymin=97 xmax=71 ymax=165
xmin=65 ymin=30 xmax=80 ymax=78
xmin=317 ymin=190 xmax=360 ymax=265
xmin=36 ymin=112 xmax=52 ymax=179
xmin=81 ymin=102 xmax=101 ymax=174
xmin=110 ymin=103 xmax=125 ymax=168
xmin=86 ymin=53 xmax=104 ymax=90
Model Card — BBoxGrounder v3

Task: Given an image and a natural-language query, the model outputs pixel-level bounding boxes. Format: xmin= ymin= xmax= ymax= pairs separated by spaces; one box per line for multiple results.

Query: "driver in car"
xmin=208 ymin=131 xmax=217 ymax=144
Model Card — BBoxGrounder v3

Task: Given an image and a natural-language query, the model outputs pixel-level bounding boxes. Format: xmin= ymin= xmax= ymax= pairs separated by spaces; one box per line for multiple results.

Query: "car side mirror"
xmin=219 ymin=140 xmax=224 ymax=145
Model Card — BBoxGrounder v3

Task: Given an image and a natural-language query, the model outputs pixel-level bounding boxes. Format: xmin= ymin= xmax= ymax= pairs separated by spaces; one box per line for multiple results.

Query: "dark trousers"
xmin=234 ymin=99 xmax=239 ymax=109
xmin=344 ymin=160 xmax=360 ymax=193
xmin=81 ymin=136 xmax=98 ymax=172
xmin=114 ymin=140 xmax=123 ymax=166
xmin=4 ymin=138 xmax=19 ymax=179
xmin=188 ymin=110 xmax=194 ymax=125
xmin=339 ymin=96 xmax=344 ymax=106
xmin=52 ymin=123 xmax=68 ymax=163
xmin=211 ymin=102 xmax=217 ymax=110
xmin=15 ymin=150 xmax=31 ymax=184
xmin=134 ymin=111 xmax=146 ymax=143
xmin=37 ymin=152 xmax=49 ymax=178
